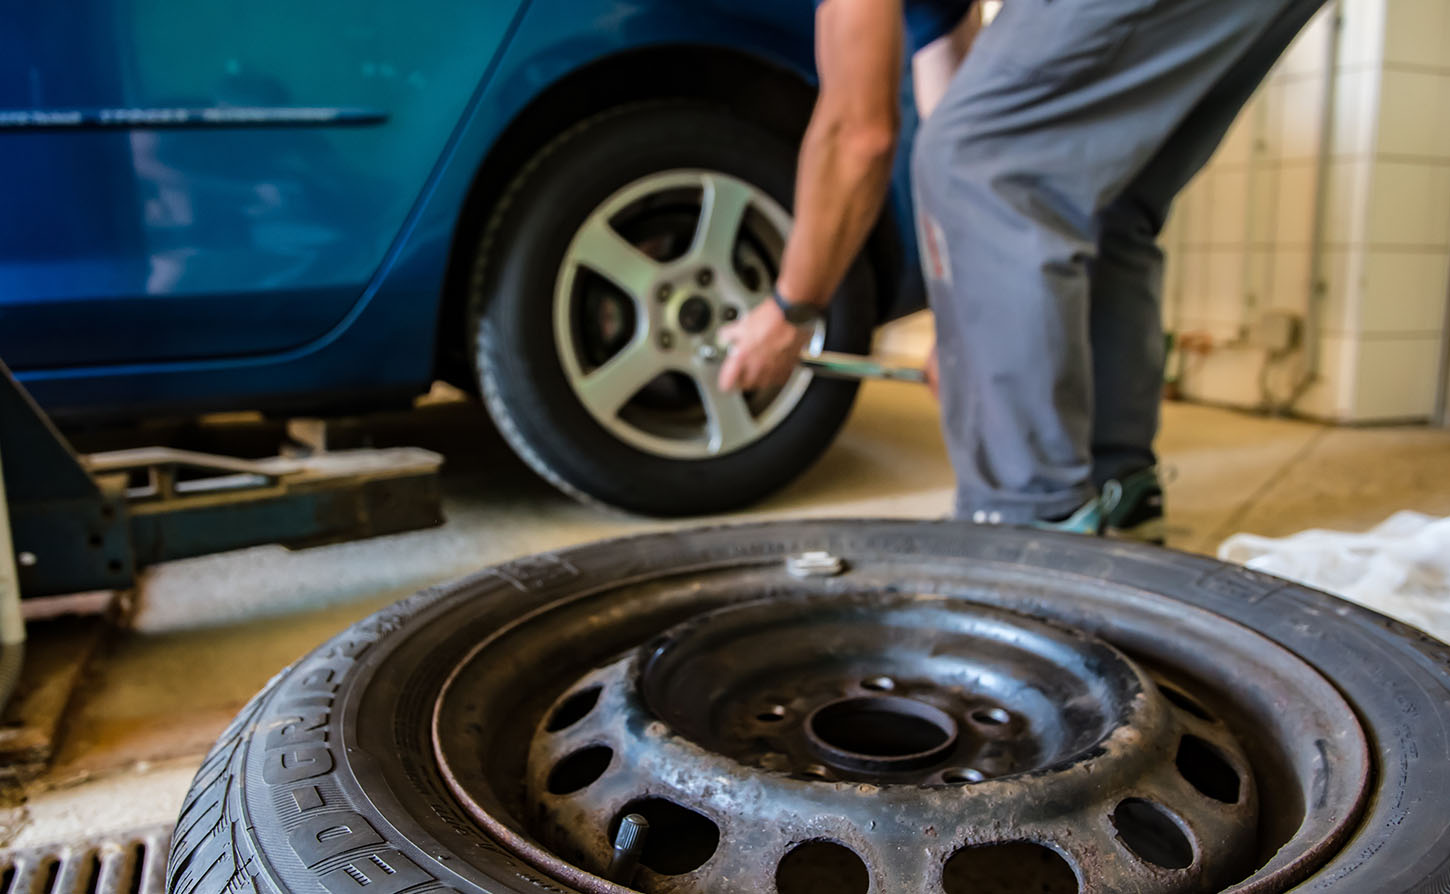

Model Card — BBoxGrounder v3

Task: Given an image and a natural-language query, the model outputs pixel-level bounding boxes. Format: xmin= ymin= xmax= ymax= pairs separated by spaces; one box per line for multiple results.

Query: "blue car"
xmin=1 ymin=0 xmax=925 ymax=515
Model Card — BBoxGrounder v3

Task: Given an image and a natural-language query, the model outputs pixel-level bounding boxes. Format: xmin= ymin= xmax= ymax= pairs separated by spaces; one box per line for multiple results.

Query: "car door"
xmin=0 ymin=0 xmax=527 ymax=370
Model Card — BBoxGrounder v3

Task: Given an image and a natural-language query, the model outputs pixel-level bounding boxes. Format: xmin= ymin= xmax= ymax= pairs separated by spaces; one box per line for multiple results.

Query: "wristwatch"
xmin=771 ymin=288 xmax=823 ymax=325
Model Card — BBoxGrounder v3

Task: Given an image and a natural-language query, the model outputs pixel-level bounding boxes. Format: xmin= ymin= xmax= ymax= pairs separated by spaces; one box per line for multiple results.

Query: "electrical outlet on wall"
xmin=1249 ymin=310 xmax=1302 ymax=354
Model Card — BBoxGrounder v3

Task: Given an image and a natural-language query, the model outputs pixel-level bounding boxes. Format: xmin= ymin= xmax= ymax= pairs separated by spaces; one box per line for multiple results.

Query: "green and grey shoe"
xmin=1103 ymin=467 xmax=1167 ymax=545
xmin=1032 ymin=480 xmax=1124 ymax=537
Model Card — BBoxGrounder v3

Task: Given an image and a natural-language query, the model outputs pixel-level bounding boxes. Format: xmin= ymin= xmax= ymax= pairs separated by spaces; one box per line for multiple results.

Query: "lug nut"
xmin=696 ymin=268 xmax=713 ymax=287
xmin=659 ymin=333 xmax=674 ymax=350
xmin=656 ymin=284 xmax=672 ymax=302
xmin=722 ymin=307 xmax=739 ymax=322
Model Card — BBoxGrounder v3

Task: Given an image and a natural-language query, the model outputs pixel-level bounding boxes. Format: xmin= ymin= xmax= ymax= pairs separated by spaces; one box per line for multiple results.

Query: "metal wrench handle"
xmin=698 ymin=344 xmax=928 ymax=384
xmin=798 ymin=350 xmax=928 ymax=384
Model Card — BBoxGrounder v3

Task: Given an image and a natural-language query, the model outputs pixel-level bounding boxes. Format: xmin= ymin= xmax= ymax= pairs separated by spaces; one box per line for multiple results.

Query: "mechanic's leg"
xmin=1090 ymin=0 xmax=1331 ymax=489
xmin=913 ymin=0 xmax=1326 ymax=523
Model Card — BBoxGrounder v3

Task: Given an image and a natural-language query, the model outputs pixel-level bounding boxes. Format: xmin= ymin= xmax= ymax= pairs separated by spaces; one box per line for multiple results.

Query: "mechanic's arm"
xmin=717 ymin=0 xmax=904 ymax=391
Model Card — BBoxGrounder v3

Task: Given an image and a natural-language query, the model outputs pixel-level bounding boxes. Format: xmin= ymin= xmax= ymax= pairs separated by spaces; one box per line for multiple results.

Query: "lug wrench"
xmin=697 ymin=345 xmax=928 ymax=385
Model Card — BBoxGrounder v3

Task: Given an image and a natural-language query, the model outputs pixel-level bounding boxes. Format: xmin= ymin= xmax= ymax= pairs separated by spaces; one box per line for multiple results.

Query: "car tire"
xmin=468 ymin=104 xmax=875 ymax=516
xmin=167 ymin=521 xmax=1450 ymax=894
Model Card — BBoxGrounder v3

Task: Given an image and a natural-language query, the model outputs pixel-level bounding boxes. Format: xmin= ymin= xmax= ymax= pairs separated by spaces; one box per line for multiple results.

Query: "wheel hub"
xmin=674 ymin=295 xmax=713 ymax=335
xmin=523 ymin=596 xmax=1260 ymax=893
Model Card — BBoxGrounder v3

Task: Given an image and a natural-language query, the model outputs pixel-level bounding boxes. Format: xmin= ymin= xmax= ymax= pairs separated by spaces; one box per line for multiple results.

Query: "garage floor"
xmin=4 ymin=360 xmax=1450 ymax=853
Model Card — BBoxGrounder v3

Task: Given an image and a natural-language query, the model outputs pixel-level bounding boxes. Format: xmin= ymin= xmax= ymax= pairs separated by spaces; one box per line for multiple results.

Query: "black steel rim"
xmin=430 ymin=547 xmax=1370 ymax=894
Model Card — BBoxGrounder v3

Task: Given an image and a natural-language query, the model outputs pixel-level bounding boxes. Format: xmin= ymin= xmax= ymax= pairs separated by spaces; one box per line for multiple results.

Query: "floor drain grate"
xmin=0 ymin=828 xmax=170 ymax=894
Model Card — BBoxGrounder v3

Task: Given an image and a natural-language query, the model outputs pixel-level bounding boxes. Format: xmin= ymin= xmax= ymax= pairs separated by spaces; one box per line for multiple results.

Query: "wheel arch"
xmin=432 ymin=44 xmax=909 ymax=388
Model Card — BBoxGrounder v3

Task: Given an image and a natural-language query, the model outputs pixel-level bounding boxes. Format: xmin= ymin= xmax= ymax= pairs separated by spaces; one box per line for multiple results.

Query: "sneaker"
xmin=1103 ymin=467 xmax=1166 ymax=545
xmin=1032 ymin=481 xmax=1123 ymax=536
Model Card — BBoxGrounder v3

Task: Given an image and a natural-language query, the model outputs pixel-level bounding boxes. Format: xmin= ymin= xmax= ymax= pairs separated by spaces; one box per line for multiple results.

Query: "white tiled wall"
xmin=1169 ymin=0 xmax=1450 ymax=423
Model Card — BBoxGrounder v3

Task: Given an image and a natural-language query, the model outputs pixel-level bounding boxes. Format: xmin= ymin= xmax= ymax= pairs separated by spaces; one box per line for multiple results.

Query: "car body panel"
xmin=1 ymin=0 xmax=926 ymax=420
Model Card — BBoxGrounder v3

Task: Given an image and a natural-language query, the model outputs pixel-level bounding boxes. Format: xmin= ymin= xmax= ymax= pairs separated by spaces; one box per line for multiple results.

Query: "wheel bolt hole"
xmin=970 ymin=707 xmax=1012 ymax=727
xmin=610 ymin=799 xmax=718 ymax=877
xmin=942 ymin=842 xmax=1079 ymax=894
xmin=545 ymin=745 xmax=612 ymax=795
xmin=1175 ymin=734 xmax=1241 ymax=803
xmin=1112 ymin=798 xmax=1195 ymax=870
xmin=546 ymin=685 xmax=601 ymax=732
xmin=861 ymin=676 xmax=895 ymax=692
xmin=776 ymin=841 xmax=868 ymax=894
xmin=942 ymin=767 xmax=986 ymax=784
xmin=756 ymin=705 xmax=788 ymax=723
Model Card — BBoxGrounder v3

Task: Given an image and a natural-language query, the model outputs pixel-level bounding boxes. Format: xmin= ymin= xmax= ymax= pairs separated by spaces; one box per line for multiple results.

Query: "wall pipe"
xmin=1275 ymin=0 xmax=1342 ymax=413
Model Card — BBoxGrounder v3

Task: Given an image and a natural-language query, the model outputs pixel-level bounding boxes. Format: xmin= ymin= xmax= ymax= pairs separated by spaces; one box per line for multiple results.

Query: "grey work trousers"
xmin=912 ymin=0 xmax=1327 ymax=523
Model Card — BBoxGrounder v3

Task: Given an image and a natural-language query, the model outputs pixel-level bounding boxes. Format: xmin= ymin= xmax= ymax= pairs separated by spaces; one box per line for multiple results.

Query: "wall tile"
xmin=1247 ymin=163 xmax=1281 ymax=246
xmin=1280 ymin=75 xmax=1326 ymax=160
xmin=1366 ymin=161 xmax=1450 ymax=247
xmin=1244 ymin=247 xmax=1277 ymax=315
xmin=1376 ymin=69 xmax=1450 ymax=158
xmin=1359 ymin=249 xmax=1450 ymax=332
xmin=1352 ymin=334 xmax=1445 ymax=419
xmin=1274 ymin=162 xmax=1319 ymax=246
xmin=1259 ymin=82 xmax=1288 ymax=160
xmin=1268 ymin=247 xmax=1312 ymax=315
xmin=1383 ymin=0 xmax=1450 ymax=70
xmin=1205 ymin=250 xmax=1249 ymax=325
xmin=1208 ymin=169 xmax=1249 ymax=246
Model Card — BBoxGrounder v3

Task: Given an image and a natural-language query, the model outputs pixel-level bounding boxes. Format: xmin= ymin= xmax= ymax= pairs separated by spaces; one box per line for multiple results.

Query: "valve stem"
xmin=608 ymin=813 xmax=649 ymax=885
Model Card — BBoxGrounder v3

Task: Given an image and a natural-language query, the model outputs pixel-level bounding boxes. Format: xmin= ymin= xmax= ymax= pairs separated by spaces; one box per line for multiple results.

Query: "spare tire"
xmin=166 ymin=522 xmax=1450 ymax=894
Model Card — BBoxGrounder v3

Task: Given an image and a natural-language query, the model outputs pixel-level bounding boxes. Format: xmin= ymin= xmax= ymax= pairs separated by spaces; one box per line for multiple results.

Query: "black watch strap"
xmin=772 ymin=289 xmax=822 ymax=325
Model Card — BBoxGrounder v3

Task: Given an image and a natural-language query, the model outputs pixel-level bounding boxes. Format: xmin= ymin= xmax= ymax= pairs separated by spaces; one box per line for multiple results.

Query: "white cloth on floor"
xmin=1219 ymin=511 xmax=1450 ymax=644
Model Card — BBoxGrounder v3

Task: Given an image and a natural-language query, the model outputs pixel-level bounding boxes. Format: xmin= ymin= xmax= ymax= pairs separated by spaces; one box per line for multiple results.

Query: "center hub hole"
xmin=805 ymin=695 xmax=958 ymax=773
xmin=676 ymin=295 xmax=714 ymax=334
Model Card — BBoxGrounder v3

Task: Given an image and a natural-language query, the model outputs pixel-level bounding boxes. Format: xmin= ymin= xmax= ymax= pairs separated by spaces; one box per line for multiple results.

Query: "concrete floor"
xmin=4 ymin=373 xmax=1450 ymax=851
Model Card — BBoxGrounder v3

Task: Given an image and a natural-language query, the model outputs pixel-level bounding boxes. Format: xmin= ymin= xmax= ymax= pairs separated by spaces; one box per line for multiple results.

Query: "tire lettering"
xmin=264 ymin=743 xmax=335 ymax=785
xmin=289 ymin=811 xmax=384 ymax=867
xmin=266 ymin=707 xmax=330 ymax=749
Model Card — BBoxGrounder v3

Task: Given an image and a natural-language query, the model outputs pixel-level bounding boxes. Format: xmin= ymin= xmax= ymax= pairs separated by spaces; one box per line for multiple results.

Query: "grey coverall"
xmin=913 ymin=0 xmax=1327 ymax=523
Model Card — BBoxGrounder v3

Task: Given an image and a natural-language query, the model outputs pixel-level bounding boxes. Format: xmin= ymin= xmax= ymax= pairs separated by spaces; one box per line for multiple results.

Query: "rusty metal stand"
xmin=1 ymin=359 xmax=444 ymax=600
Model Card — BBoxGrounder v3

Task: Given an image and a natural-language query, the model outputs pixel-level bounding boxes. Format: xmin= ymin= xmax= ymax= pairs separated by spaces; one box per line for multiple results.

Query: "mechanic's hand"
xmin=717 ymin=300 xmax=814 ymax=391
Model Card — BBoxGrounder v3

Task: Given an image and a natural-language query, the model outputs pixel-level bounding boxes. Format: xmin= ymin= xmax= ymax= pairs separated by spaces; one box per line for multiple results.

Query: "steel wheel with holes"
xmin=167 ymin=521 xmax=1450 ymax=894
xmin=468 ymin=104 xmax=873 ymax=515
